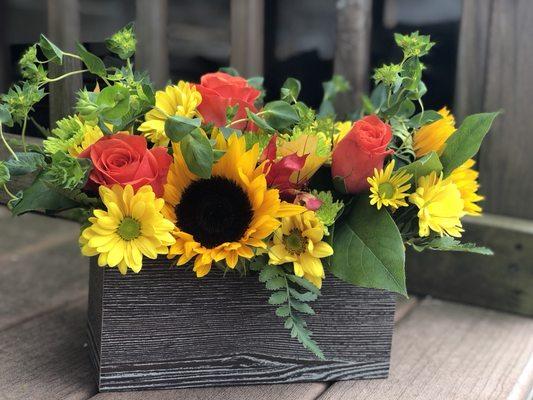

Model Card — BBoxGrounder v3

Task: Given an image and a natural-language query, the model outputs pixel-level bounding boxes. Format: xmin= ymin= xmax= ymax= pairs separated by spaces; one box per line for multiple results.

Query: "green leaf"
xmin=105 ymin=22 xmax=136 ymax=60
xmin=287 ymin=275 xmax=321 ymax=295
xmin=291 ymin=300 xmax=315 ymax=315
xmin=265 ymin=276 xmax=286 ymax=291
xmin=11 ymin=173 xmax=78 ymax=215
xmin=96 ymin=85 xmax=131 ymax=120
xmin=0 ymin=104 xmax=13 ymax=126
xmin=247 ymin=76 xmax=264 ymax=91
xmin=165 ymin=115 xmax=202 ymax=142
xmin=0 ymin=162 xmax=10 ymax=186
xmin=397 ymin=151 xmax=442 ymax=184
xmin=268 ymin=291 xmax=288 ymax=305
xmin=180 ymin=128 xmax=213 ymax=179
xmin=218 ymin=67 xmax=239 ymax=76
xmin=289 ymin=288 xmax=318 ymax=302
xmin=275 ymin=305 xmax=290 ymax=317
xmin=408 ymin=110 xmax=442 ymax=129
xmin=331 ymin=196 xmax=407 ymax=296
xmin=76 ymin=43 xmax=107 ymax=77
xmin=414 ymin=236 xmax=493 ymax=255
xmin=39 ymin=34 xmax=63 ymax=64
xmin=440 ymin=112 xmax=500 ymax=175
xmin=4 ymin=152 xmax=46 ymax=176
xmin=263 ymin=100 xmax=300 ymax=130
xmin=246 ymin=108 xmax=274 ymax=133
xmin=259 ymin=266 xmax=281 ymax=282
xmin=281 ymin=78 xmax=301 ymax=103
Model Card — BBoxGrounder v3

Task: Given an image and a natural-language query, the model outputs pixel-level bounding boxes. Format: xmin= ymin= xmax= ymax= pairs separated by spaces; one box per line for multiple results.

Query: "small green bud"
xmin=105 ymin=23 xmax=136 ymax=60
xmin=394 ymin=31 xmax=434 ymax=59
xmin=373 ymin=63 xmax=403 ymax=86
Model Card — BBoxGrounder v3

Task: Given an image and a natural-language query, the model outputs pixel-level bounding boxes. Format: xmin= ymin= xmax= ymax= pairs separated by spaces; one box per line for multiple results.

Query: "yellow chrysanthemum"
xmin=367 ymin=160 xmax=412 ymax=210
xmin=68 ymin=123 xmax=104 ymax=156
xmin=80 ymin=185 xmax=176 ymax=274
xmin=409 ymin=171 xmax=465 ymax=237
xmin=268 ymin=211 xmax=333 ymax=288
xmin=447 ymin=158 xmax=484 ymax=216
xmin=333 ymin=121 xmax=352 ymax=147
xmin=413 ymin=107 xmax=455 ymax=157
xmin=164 ymin=134 xmax=305 ymax=278
xmin=139 ymin=81 xmax=202 ymax=146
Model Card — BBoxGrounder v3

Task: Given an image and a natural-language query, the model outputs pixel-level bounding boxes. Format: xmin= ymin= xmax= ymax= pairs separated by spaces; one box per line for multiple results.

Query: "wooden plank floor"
xmin=0 ymin=208 xmax=532 ymax=400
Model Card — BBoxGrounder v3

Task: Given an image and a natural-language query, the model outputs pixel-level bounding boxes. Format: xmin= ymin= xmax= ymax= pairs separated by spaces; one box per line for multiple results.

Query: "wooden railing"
xmin=1 ymin=0 xmax=532 ymax=314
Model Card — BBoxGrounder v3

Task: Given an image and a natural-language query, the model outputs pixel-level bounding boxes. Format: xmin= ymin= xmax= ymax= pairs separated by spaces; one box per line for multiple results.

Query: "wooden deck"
xmin=0 ymin=207 xmax=532 ymax=400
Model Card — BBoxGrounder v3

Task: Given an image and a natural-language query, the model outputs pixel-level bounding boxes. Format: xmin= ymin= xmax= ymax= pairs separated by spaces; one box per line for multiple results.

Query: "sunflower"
xmin=413 ymin=107 xmax=455 ymax=157
xmin=43 ymin=115 xmax=104 ymax=157
xmin=139 ymin=81 xmax=202 ymax=146
xmin=80 ymin=185 xmax=176 ymax=274
xmin=447 ymin=158 xmax=484 ymax=216
xmin=409 ymin=171 xmax=465 ymax=237
xmin=164 ymin=134 xmax=305 ymax=277
xmin=367 ymin=160 xmax=412 ymax=210
xmin=268 ymin=210 xmax=333 ymax=288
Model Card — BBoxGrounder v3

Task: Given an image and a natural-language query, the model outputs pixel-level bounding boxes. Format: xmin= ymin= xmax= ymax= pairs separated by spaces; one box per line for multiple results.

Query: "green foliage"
xmin=373 ymin=63 xmax=402 ymax=88
xmin=1 ymin=82 xmax=45 ymax=125
xmin=76 ymin=43 xmax=107 ymax=77
xmin=105 ymin=22 xmax=136 ymax=60
xmin=0 ymin=104 xmax=13 ymax=126
xmin=394 ymin=31 xmax=435 ymax=58
xmin=281 ymin=78 xmax=301 ymax=103
xmin=258 ymin=263 xmax=324 ymax=359
xmin=96 ymin=84 xmax=131 ymax=121
xmin=312 ymin=190 xmax=344 ymax=232
xmin=180 ymin=128 xmax=214 ymax=179
xmin=319 ymin=75 xmax=350 ymax=117
xmin=43 ymin=115 xmax=85 ymax=155
xmin=246 ymin=108 xmax=274 ymax=133
xmin=75 ymin=89 xmax=99 ymax=121
xmin=408 ymin=236 xmax=493 ymax=255
xmin=165 ymin=115 xmax=202 ymax=142
xmin=42 ymin=151 xmax=92 ymax=190
xmin=4 ymin=152 xmax=46 ymax=176
xmin=262 ymin=100 xmax=300 ymax=131
xmin=331 ymin=197 xmax=407 ymax=296
xmin=0 ymin=161 xmax=10 ymax=186
xmin=38 ymin=34 xmax=64 ymax=64
xmin=19 ymin=45 xmax=48 ymax=83
xmin=218 ymin=67 xmax=239 ymax=76
xmin=440 ymin=112 xmax=500 ymax=176
xmin=397 ymin=151 xmax=442 ymax=184
xmin=243 ymin=131 xmax=271 ymax=153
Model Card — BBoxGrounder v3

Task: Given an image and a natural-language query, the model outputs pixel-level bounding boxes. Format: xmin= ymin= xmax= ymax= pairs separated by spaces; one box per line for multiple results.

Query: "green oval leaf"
xmin=180 ymin=128 xmax=213 ymax=179
xmin=397 ymin=151 xmax=442 ymax=184
xmin=330 ymin=196 xmax=407 ymax=296
xmin=76 ymin=43 xmax=107 ymax=77
xmin=39 ymin=34 xmax=63 ymax=64
xmin=4 ymin=152 xmax=46 ymax=176
xmin=165 ymin=115 xmax=201 ymax=142
xmin=263 ymin=100 xmax=300 ymax=130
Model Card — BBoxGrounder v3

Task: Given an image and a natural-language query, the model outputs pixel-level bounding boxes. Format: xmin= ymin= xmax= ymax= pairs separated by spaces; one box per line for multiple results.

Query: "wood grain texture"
xmin=407 ymin=214 xmax=533 ymax=316
xmin=317 ymin=298 xmax=533 ymax=400
xmin=0 ymin=299 xmax=97 ymax=399
xmin=0 ymin=210 xmax=86 ymax=329
xmin=89 ymin=382 xmax=327 ymax=400
xmin=88 ymin=257 xmax=395 ymax=391
xmin=455 ymin=0 xmax=533 ymax=218
xmin=333 ymin=0 xmax=372 ymax=116
xmin=47 ymin=0 xmax=82 ymax=125
xmin=135 ymin=0 xmax=169 ymax=88
xmin=230 ymin=0 xmax=264 ymax=76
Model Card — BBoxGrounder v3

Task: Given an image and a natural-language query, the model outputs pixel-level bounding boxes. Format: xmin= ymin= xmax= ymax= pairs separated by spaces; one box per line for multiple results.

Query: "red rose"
xmin=195 ymin=72 xmax=261 ymax=130
xmin=79 ymin=133 xmax=172 ymax=197
xmin=331 ymin=115 xmax=393 ymax=194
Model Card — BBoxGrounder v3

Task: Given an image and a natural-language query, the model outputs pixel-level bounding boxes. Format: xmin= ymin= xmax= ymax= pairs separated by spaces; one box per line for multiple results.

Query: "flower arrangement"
xmin=0 ymin=26 xmax=498 ymax=359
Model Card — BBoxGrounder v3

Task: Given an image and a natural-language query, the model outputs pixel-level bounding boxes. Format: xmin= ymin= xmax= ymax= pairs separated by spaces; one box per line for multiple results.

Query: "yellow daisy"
xmin=164 ymin=134 xmax=305 ymax=278
xmin=413 ymin=107 xmax=455 ymax=157
xmin=80 ymin=185 xmax=176 ymax=274
xmin=409 ymin=171 xmax=465 ymax=237
xmin=139 ymin=81 xmax=202 ymax=146
xmin=268 ymin=211 xmax=333 ymax=288
xmin=367 ymin=160 xmax=412 ymax=210
xmin=447 ymin=158 xmax=484 ymax=216
xmin=68 ymin=123 xmax=104 ymax=156
xmin=43 ymin=115 xmax=104 ymax=156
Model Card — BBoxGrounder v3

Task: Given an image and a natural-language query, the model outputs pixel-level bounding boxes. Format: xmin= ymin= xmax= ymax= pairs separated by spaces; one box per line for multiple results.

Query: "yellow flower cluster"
xmin=367 ymin=108 xmax=483 ymax=238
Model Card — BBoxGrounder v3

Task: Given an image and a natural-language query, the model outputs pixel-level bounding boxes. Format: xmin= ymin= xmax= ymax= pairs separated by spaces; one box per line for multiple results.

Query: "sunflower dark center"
xmin=175 ymin=176 xmax=253 ymax=249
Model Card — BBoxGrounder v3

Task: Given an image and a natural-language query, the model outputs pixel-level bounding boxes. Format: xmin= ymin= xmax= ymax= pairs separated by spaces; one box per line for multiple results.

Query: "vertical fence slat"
xmin=135 ymin=0 xmax=169 ymax=88
xmin=230 ymin=0 xmax=264 ymax=77
xmin=333 ymin=0 xmax=373 ymax=116
xmin=0 ymin=0 xmax=9 ymax=93
xmin=47 ymin=0 xmax=82 ymax=126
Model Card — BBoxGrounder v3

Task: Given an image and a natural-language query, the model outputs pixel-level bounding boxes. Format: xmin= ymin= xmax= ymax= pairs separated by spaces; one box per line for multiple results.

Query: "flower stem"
xmin=21 ymin=116 xmax=28 ymax=152
xmin=2 ymin=184 xmax=17 ymax=200
xmin=63 ymin=52 xmax=83 ymax=62
xmin=43 ymin=69 xmax=88 ymax=84
xmin=0 ymin=124 xmax=18 ymax=161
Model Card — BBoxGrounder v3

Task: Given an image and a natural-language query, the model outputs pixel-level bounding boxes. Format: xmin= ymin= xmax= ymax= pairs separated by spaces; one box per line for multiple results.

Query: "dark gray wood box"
xmin=87 ymin=257 xmax=396 ymax=392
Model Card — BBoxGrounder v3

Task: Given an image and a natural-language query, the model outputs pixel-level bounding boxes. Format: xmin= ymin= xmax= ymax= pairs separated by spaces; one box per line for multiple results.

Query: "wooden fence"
xmin=1 ymin=0 xmax=532 ymax=314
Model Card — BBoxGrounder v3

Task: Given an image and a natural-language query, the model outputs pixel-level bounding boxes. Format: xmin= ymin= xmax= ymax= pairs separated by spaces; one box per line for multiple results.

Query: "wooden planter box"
xmin=87 ymin=257 xmax=396 ymax=392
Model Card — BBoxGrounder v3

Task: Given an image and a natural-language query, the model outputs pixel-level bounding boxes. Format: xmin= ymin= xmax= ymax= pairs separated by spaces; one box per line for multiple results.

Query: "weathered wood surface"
xmin=230 ymin=0 xmax=264 ymax=76
xmin=89 ymin=258 xmax=396 ymax=391
xmin=455 ymin=0 xmax=533 ymax=219
xmin=135 ymin=0 xmax=169 ymax=88
xmin=333 ymin=0 xmax=372 ymax=116
xmin=407 ymin=214 xmax=533 ymax=316
xmin=47 ymin=0 xmax=82 ymax=125
xmin=318 ymin=297 xmax=533 ymax=400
